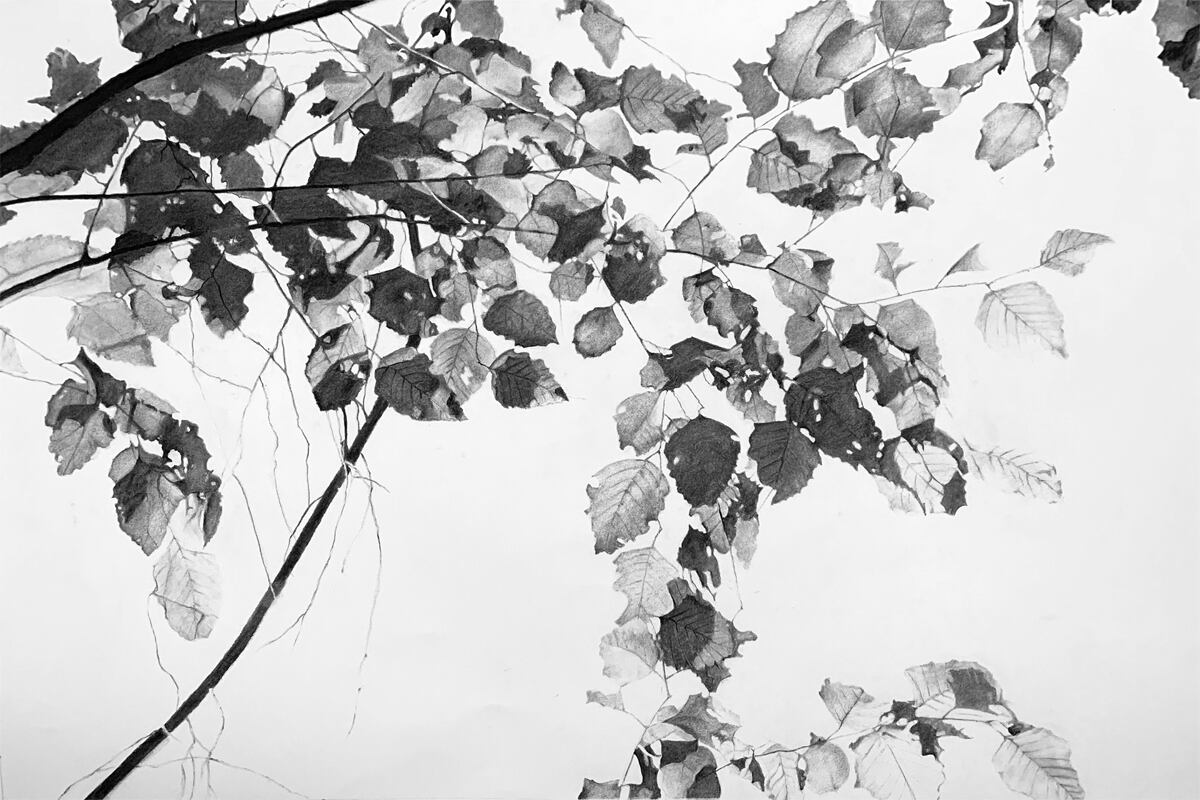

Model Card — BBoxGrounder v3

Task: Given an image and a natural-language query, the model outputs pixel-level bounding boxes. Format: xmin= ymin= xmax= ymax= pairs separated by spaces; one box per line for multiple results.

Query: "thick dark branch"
xmin=0 ymin=0 xmax=374 ymax=175
xmin=85 ymin=395 xmax=390 ymax=799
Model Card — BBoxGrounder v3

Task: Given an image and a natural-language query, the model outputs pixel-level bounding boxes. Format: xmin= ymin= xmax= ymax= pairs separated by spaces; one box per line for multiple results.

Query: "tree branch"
xmin=0 ymin=0 xmax=374 ymax=175
xmin=85 ymin=395 xmax=391 ymax=800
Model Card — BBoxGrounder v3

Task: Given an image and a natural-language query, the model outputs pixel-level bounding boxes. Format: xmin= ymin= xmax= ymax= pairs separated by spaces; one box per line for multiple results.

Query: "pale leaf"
xmin=586 ymin=459 xmax=669 ymax=553
xmin=153 ymin=540 xmax=220 ymax=641
xmin=1038 ymin=229 xmax=1112 ymax=276
xmin=613 ymin=546 xmax=678 ymax=625
xmin=993 ymin=727 xmax=1085 ymax=800
xmin=976 ymin=282 xmax=1067 ymax=357
xmin=852 ymin=728 xmax=944 ymax=800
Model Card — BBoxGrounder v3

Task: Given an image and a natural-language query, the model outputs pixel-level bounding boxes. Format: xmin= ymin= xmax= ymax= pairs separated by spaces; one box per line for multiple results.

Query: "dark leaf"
xmin=784 ymin=366 xmax=882 ymax=469
xmin=489 ymin=349 xmax=568 ymax=408
xmin=664 ymin=416 xmax=740 ymax=506
xmin=748 ymin=421 xmax=821 ymax=504
xmin=187 ymin=239 xmax=254 ymax=336
xmin=677 ymin=528 xmax=721 ymax=589
xmin=374 ymin=350 xmax=464 ymax=421
xmin=658 ymin=579 xmax=756 ymax=691
xmin=304 ymin=324 xmax=370 ymax=411
xmin=367 ymin=267 xmax=441 ymax=336
xmin=110 ymin=446 xmax=184 ymax=555
xmin=604 ymin=214 xmax=667 ymax=303
xmin=32 ymin=49 xmax=101 ymax=112
xmin=483 ymin=290 xmax=558 ymax=346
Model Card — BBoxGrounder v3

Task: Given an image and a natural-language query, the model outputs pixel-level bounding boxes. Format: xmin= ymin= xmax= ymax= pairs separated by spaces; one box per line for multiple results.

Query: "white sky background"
xmin=0 ymin=0 xmax=1198 ymax=798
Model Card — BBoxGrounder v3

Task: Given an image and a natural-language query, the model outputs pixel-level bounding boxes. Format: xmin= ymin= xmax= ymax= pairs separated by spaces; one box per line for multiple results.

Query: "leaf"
xmin=614 ymin=390 xmax=665 ymax=455
xmin=820 ymin=679 xmax=889 ymax=731
xmin=966 ymin=444 xmax=1062 ymax=502
xmin=875 ymin=242 xmax=914 ymax=288
xmin=585 ymin=689 xmax=625 ymax=711
xmin=671 ymin=211 xmax=739 ymax=261
xmin=768 ymin=0 xmax=855 ymax=101
xmin=658 ymin=579 xmax=756 ymax=691
xmin=1039 ymin=229 xmax=1112 ymax=276
xmin=613 ymin=546 xmax=678 ymax=625
xmin=67 ymin=295 xmax=154 ymax=366
xmin=852 ymin=728 xmax=944 ymax=800
xmin=0 ymin=235 xmax=90 ymax=306
xmin=747 ymin=113 xmax=858 ymax=195
xmin=976 ymin=282 xmax=1067 ymax=357
xmin=111 ymin=247 xmax=186 ymax=341
xmin=559 ymin=0 xmax=624 ymax=68
xmin=845 ymin=67 xmax=940 ymax=139
xmin=905 ymin=660 xmax=1002 ymax=715
xmin=49 ymin=409 xmax=114 ymax=476
xmin=946 ymin=243 xmax=988 ymax=276
xmin=785 ymin=367 xmax=882 ymax=469
xmin=430 ymin=328 xmax=495 ymax=402
xmin=993 ymin=727 xmax=1085 ymax=800
xmin=872 ymin=0 xmax=952 ymax=50
xmin=734 ymin=59 xmax=780 ymax=117
xmin=574 ymin=306 xmax=624 ymax=357
xmin=586 ymin=459 xmax=670 ymax=553
xmin=664 ymin=416 xmax=740 ymax=507
xmin=550 ymin=259 xmax=595 ymax=301
xmin=110 ymin=447 xmax=185 ymax=555
xmin=748 ymin=421 xmax=822 ymax=504
xmin=463 ymin=236 xmax=517 ymax=290
xmin=804 ymin=740 xmax=851 ymax=793
xmin=578 ymin=778 xmax=622 ymax=799
xmin=756 ymin=748 xmax=805 ymax=800
xmin=976 ymin=102 xmax=1044 ymax=170
xmin=599 ymin=619 xmax=659 ymax=685
xmin=368 ymin=266 xmax=440 ymax=337
xmin=456 ymin=0 xmax=504 ymax=38
xmin=304 ymin=323 xmax=370 ymax=411
xmin=784 ymin=313 xmax=825 ymax=358
xmin=619 ymin=66 xmax=702 ymax=134
xmin=876 ymin=300 xmax=944 ymax=380
xmin=642 ymin=337 xmax=726 ymax=391
xmin=881 ymin=438 xmax=965 ymax=515
xmin=374 ymin=349 xmax=464 ymax=422
xmin=1154 ymin=0 xmax=1200 ymax=99
xmin=769 ymin=249 xmax=830 ymax=315
xmin=1026 ymin=2 xmax=1084 ymax=76
xmin=658 ymin=745 xmax=719 ymax=797
xmin=663 ymin=693 xmax=740 ymax=746
xmin=32 ymin=48 xmax=102 ymax=112
xmin=817 ymin=20 xmax=878 ymax=81
xmin=683 ymin=271 xmax=757 ymax=337
xmin=153 ymin=540 xmax=220 ymax=641
xmin=483 ymin=290 xmax=558 ymax=347
xmin=549 ymin=205 xmax=608 ymax=265
xmin=185 ymin=238 xmax=254 ymax=335
xmin=0 ymin=328 xmax=24 ymax=374
xmin=489 ymin=349 xmax=568 ymax=408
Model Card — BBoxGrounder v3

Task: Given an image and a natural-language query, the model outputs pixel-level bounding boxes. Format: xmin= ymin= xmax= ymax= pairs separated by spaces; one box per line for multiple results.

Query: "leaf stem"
xmin=84 ymin=395 xmax=390 ymax=799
